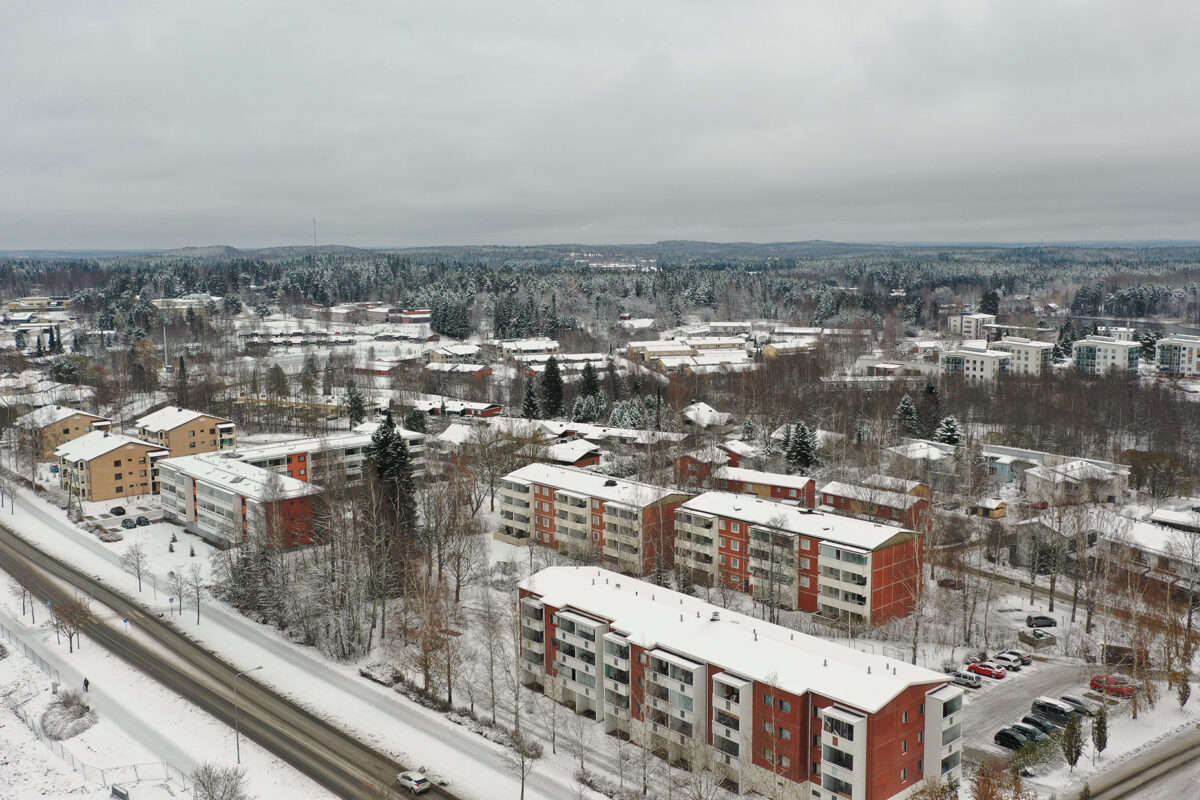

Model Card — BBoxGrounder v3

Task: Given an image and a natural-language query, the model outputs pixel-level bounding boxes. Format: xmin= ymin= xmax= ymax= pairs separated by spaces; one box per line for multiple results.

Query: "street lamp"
xmin=233 ymin=665 xmax=263 ymax=764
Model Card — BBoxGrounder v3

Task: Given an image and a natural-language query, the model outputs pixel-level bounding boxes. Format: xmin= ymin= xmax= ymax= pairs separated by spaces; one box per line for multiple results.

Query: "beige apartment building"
xmin=134 ymin=407 xmax=237 ymax=457
xmin=55 ymin=431 xmax=169 ymax=502
xmin=14 ymin=405 xmax=112 ymax=461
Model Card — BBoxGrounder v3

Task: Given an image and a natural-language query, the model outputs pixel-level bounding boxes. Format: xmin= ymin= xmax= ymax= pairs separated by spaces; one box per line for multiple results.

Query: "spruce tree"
xmin=979 ymin=289 xmax=999 ymax=316
xmin=895 ymin=394 xmax=921 ymax=437
xmin=915 ymin=383 xmax=942 ymax=438
xmin=346 ymin=383 xmax=367 ymax=425
xmin=1091 ymin=700 xmax=1108 ymax=755
xmin=13 ymin=330 xmax=25 ymax=350
xmin=35 ymin=335 xmax=44 ymax=358
xmin=540 ymin=356 xmax=564 ymax=418
xmin=176 ymin=355 xmax=188 ymax=406
xmin=402 ymin=409 xmax=427 ymax=433
xmin=933 ymin=416 xmax=963 ymax=445
xmin=521 ymin=380 xmax=540 ymax=419
xmin=787 ymin=422 xmax=819 ymax=470
xmin=1078 ymin=784 xmax=1092 ymax=800
xmin=368 ymin=410 xmax=399 ymax=480
xmin=321 ymin=358 xmax=334 ymax=397
xmin=579 ymin=362 xmax=601 ymax=399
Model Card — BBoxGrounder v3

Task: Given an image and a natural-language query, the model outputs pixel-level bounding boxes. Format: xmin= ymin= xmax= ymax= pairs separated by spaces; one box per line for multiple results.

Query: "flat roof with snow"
xmin=160 ymin=453 xmax=318 ymax=501
xmin=504 ymin=463 xmax=685 ymax=508
xmin=521 ymin=567 xmax=947 ymax=713
xmin=55 ymin=431 xmax=167 ymax=462
xmin=135 ymin=406 xmax=231 ymax=432
xmin=714 ymin=466 xmax=813 ymax=491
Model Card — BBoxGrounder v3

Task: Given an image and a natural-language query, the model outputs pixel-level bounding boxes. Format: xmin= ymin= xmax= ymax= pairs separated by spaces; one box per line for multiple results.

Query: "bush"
xmin=0 ymin=641 xmax=8 ymax=660
xmin=96 ymin=529 xmax=124 ymax=543
xmin=41 ymin=691 xmax=97 ymax=740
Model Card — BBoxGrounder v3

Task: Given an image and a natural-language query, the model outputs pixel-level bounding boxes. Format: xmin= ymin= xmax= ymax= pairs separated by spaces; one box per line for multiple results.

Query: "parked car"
xmin=992 ymin=653 xmax=1023 ymax=672
xmin=994 ymin=727 xmax=1029 ymax=751
xmin=938 ymin=577 xmax=965 ymax=590
xmin=1059 ymin=694 xmax=1097 ymax=717
xmin=968 ymin=662 xmax=1008 ymax=679
xmin=1031 ymin=697 xmax=1077 ymax=726
xmin=396 ymin=771 xmax=431 ymax=795
xmin=1026 ymin=614 xmax=1057 ymax=628
xmin=49 ymin=465 xmax=59 ymax=473
xmin=121 ymin=518 xmax=137 ymax=529
xmin=1021 ymin=714 xmax=1059 ymax=734
xmin=135 ymin=516 xmax=150 ymax=526
xmin=1011 ymin=722 xmax=1048 ymax=743
xmin=110 ymin=506 xmax=127 ymax=516
xmin=953 ymin=671 xmax=983 ymax=689
xmin=1090 ymin=674 xmax=1137 ymax=698
xmin=999 ymin=649 xmax=1033 ymax=665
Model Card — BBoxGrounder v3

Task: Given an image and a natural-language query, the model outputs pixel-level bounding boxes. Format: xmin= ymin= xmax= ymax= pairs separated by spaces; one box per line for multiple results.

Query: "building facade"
xmin=498 ymin=463 xmax=690 ymax=575
xmin=134 ymin=407 xmax=237 ymax=457
xmin=55 ymin=431 xmax=168 ymax=502
xmin=14 ymin=405 xmax=111 ymax=461
xmin=939 ymin=344 xmax=1010 ymax=382
xmin=714 ymin=466 xmax=816 ymax=508
xmin=517 ymin=568 xmax=963 ymax=798
xmin=675 ymin=492 xmax=923 ymax=623
xmin=817 ymin=482 xmax=930 ymax=529
xmin=1072 ymin=336 xmax=1140 ymax=375
xmin=1156 ymin=335 xmax=1200 ymax=378
xmin=947 ymin=312 xmax=996 ymax=339
xmin=990 ymin=336 xmax=1055 ymax=376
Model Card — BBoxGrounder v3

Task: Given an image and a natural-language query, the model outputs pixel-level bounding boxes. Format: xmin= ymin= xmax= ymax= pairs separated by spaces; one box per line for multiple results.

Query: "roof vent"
xmin=753 ymin=630 xmax=758 ymax=641
xmin=868 ymin=666 xmax=872 ymax=674
xmin=604 ymin=479 xmax=617 ymax=486
xmin=710 ymin=611 xmax=720 ymax=622
xmin=615 ymin=583 xmax=621 ymax=590
xmin=823 ymin=659 xmax=828 ymax=667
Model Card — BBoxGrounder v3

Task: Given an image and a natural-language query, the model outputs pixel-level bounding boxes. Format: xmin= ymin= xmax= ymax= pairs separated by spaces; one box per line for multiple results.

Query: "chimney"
xmin=710 ymin=611 xmax=720 ymax=622
xmin=868 ymin=666 xmax=872 ymax=674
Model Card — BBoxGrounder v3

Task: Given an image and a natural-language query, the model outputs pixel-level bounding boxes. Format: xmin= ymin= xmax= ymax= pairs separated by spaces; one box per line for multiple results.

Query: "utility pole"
xmin=234 ymin=665 xmax=264 ymax=764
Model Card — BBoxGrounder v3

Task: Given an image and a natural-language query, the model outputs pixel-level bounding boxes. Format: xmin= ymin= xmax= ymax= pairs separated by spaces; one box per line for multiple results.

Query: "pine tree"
xmin=1091 ymin=700 xmax=1108 ymax=755
xmin=572 ymin=394 xmax=602 ymax=423
xmin=933 ymin=416 xmax=963 ymax=445
xmin=540 ymin=356 xmax=564 ymax=418
xmin=1061 ymin=713 xmax=1083 ymax=771
xmin=368 ymin=410 xmax=399 ymax=480
xmin=894 ymin=394 xmax=920 ymax=437
xmin=787 ymin=422 xmax=819 ymax=471
xmin=345 ymin=383 xmax=367 ymax=425
xmin=915 ymin=383 xmax=942 ymax=439
xmin=979 ymin=289 xmax=1000 ymax=316
xmin=579 ymin=362 xmax=601 ymax=399
xmin=13 ymin=330 xmax=25 ymax=350
xmin=321 ymin=358 xmax=334 ymax=397
xmin=35 ymin=335 xmax=44 ymax=358
xmin=402 ymin=409 xmax=427 ymax=433
xmin=521 ymin=380 xmax=540 ymax=419
xmin=176 ymin=355 xmax=188 ymax=406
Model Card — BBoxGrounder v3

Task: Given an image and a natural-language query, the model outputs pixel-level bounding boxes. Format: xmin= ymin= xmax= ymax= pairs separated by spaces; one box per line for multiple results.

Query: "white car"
xmin=992 ymin=653 xmax=1023 ymax=672
xmin=397 ymin=771 xmax=432 ymax=795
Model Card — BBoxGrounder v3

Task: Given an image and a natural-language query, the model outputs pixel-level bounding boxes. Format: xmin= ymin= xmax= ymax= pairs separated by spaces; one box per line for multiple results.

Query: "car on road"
xmin=999 ymin=649 xmax=1033 ymax=665
xmin=1021 ymin=714 xmax=1059 ymax=734
xmin=994 ymin=727 xmax=1029 ymax=751
xmin=396 ymin=771 xmax=431 ymax=795
xmin=110 ymin=506 xmax=126 ymax=516
xmin=1090 ymin=674 xmax=1137 ymax=697
xmin=1026 ymin=614 xmax=1057 ymax=628
xmin=121 ymin=518 xmax=137 ymax=529
xmin=135 ymin=516 xmax=150 ymax=526
xmin=1060 ymin=694 xmax=1097 ymax=717
xmin=967 ymin=662 xmax=1007 ymax=679
xmin=952 ymin=671 xmax=983 ymax=689
xmin=1011 ymin=722 xmax=1048 ymax=743
xmin=992 ymin=653 xmax=1023 ymax=672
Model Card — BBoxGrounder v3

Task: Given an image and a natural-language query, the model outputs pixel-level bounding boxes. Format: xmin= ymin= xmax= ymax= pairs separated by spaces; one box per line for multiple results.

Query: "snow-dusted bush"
xmin=576 ymin=769 xmax=648 ymax=800
xmin=96 ymin=529 xmax=124 ymax=543
xmin=0 ymin=641 xmax=8 ymax=660
xmin=41 ymin=691 xmax=97 ymax=740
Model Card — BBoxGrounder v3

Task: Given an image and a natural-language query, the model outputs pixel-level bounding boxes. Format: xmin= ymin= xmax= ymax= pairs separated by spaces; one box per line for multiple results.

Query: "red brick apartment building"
xmin=675 ymin=492 xmax=922 ymax=623
xmin=714 ymin=465 xmax=817 ymax=508
xmin=518 ymin=567 xmax=963 ymax=798
xmin=818 ymin=481 xmax=930 ymax=530
xmin=498 ymin=464 xmax=690 ymax=576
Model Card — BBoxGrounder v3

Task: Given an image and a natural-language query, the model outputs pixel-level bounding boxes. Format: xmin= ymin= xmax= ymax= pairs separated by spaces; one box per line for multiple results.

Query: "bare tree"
xmin=120 ymin=542 xmax=148 ymax=592
xmin=191 ymin=762 xmax=250 ymax=800
xmin=503 ymin=732 xmax=542 ymax=800
xmin=187 ymin=563 xmax=205 ymax=625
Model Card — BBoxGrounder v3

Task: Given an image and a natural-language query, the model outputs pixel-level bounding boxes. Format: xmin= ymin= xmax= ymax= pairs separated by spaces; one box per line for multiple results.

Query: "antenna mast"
xmin=313 ymin=218 xmax=317 ymax=248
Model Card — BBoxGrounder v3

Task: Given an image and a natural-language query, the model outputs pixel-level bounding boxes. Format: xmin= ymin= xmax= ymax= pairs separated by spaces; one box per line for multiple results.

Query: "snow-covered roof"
xmin=714 ymin=466 xmax=813 ymax=491
xmin=433 ymin=343 xmax=481 ymax=357
xmin=1025 ymin=460 xmax=1117 ymax=485
xmin=537 ymin=420 xmax=687 ymax=446
xmin=226 ymin=431 xmax=377 ymax=461
xmin=436 ymin=422 xmax=478 ymax=448
xmin=351 ymin=421 xmax=425 ymax=444
xmin=861 ymin=474 xmax=923 ymax=494
xmin=719 ymin=439 xmax=759 ymax=459
xmin=546 ymin=439 xmax=601 ymax=464
xmin=424 ymin=362 xmax=489 ymax=373
xmin=1148 ymin=503 xmax=1200 ymax=533
xmin=503 ymin=463 xmax=684 ymax=508
xmin=681 ymin=402 xmax=731 ymax=428
xmin=682 ymin=491 xmax=907 ymax=550
xmin=159 ymin=453 xmax=318 ymax=501
xmin=520 ymin=567 xmax=947 ymax=713
xmin=55 ymin=431 xmax=166 ymax=462
xmin=135 ymin=406 xmax=231 ymax=432
xmin=14 ymin=405 xmax=105 ymax=430
xmin=887 ymin=440 xmax=955 ymax=463
xmin=818 ymin=481 xmax=923 ymax=510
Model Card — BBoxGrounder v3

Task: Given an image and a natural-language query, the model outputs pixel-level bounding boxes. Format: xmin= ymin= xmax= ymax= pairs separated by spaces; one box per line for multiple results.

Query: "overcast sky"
xmin=4 ymin=1 xmax=1199 ymax=250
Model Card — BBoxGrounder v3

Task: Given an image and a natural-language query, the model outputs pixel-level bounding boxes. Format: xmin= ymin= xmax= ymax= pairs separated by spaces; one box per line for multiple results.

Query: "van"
xmin=1031 ymin=696 xmax=1076 ymax=726
xmin=953 ymin=671 xmax=982 ymax=689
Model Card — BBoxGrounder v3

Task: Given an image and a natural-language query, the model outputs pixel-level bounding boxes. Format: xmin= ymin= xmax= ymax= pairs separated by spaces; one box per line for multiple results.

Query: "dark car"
xmin=1026 ymin=614 xmax=1057 ymax=628
xmin=1060 ymin=694 xmax=1097 ymax=717
xmin=1021 ymin=714 xmax=1059 ymax=734
xmin=1000 ymin=649 xmax=1034 ymax=665
xmin=994 ymin=728 xmax=1029 ymax=751
xmin=1011 ymin=722 xmax=1048 ymax=743
xmin=110 ymin=506 xmax=127 ymax=516
xmin=938 ymin=577 xmax=965 ymax=590
xmin=135 ymin=516 xmax=150 ymax=526
xmin=121 ymin=518 xmax=137 ymax=529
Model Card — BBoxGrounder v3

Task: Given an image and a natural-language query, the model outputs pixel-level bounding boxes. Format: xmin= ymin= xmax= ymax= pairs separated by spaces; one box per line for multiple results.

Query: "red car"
xmin=1090 ymin=675 xmax=1136 ymax=697
xmin=968 ymin=662 xmax=1008 ymax=679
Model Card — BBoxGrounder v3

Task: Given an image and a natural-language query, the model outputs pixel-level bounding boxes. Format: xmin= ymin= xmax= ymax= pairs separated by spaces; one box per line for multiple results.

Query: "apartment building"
xmin=713 ymin=466 xmax=816 ymax=508
xmin=860 ymin=474 xmax=931 ymax=499
xmin=517 ymin=567 xmax=963 ymax=798
xmin=818 ymin=482 xmax=930 ymax=529
xmin=1072 ymin=336 xmax=1140 ymax=375
xmin=159 ymin=453 xmax=319 ymax=549
xmin=500 ymin=338 xmax=560 ymax=360
xmin=947 ymin=312 xmax=996 ymax=339
xmin=55 ymin=431 xmax=168 ymax=502
xmin=216 ymin=429 xmax=407 ymax=488
xmin=675 ymin=492 xmax=922 ymax=623
xmin=14 ymin=405 xmax=111 ymax=461
xmin=425 ymin=343 xmax=482 ymax=363
xmin=134 ymin=407 xmax=237 ymax=457
xmin=939 ymin=344 xmax=1010 ymax=382
xmin=990 ymin=336 xmax=1055 ymax=376
xmin=1156 ymin=335 xmax=1200 ymax=378
xmin=497 ymin=463 xmax=690 ymax=576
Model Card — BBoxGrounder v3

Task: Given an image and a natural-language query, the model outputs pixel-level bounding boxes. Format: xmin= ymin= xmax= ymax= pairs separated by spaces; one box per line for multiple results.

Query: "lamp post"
xmin=233 ymin=666 xmax=263 ymax=764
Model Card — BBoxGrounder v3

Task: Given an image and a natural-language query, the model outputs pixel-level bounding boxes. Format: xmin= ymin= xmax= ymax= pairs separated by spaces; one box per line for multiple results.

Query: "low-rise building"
xmin=517 ymin=567 xmax=962 ymax=797
xmin=426 ymin=343 xmax=482 ymax=363
xmin=675 ymin=491 xmax=923 ymax=622
xmin=13 ymin=405 xmax=111 ymax=461
xmin=500 ymin=338 xmax=560 ymax=360
xmin=134 ymin=407 xmax=237 ymax=457
xmin=818 ymin=481 xmax=930 ymax=529
xmin=947 ymin=312 xmax=996 ymax=339
xmin=1024 ymin=459 xmax=1128 ymax=505
xmin=55 ymin=431 xmax=168 ymax=502
xmin=498 ymin=463 xmax=690 ymax=575
xmin=939 ymin=343 xmax=1010 ymax=382
xmin=1072 ymin=335 xmax=1140 ymax=375
xmin=1156 ymin=335 xmax=1200 ymax=378
xmin=713 ymin=466 xmax=815 ymax=508
xmin=991 ymin=336 xmax=1055 ymax=376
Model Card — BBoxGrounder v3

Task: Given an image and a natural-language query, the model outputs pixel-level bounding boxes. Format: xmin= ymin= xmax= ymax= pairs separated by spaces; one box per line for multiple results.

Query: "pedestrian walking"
xmin=83 ymin=678 xmax=89 ymax=692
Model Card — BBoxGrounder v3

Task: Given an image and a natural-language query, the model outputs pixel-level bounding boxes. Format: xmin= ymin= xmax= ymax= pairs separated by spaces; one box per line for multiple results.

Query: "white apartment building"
xmin=518 ymin=567 xmax=962 ymax=798
xmin=990 ymin=336 xmax=1055 ymax=376
xmin=947 ymin=312 xmax=996 ymax=339
xmin=1097 ymin=326 xmax=1135 ymax=341
xmin=939 ymin=343 xmax=1010 ymax=382
xmin=1072 ymin=335 xmax=1140 ymax=375
xmin=1156 ymin=334 xmax=1200 ymax=378
xmin=220 ymin=425 xmax=425 ymax=486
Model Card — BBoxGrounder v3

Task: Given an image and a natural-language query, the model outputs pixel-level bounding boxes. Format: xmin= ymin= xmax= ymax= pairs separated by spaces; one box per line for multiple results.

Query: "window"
xmin=113 ymin=459 xmax=122 ymax=467
xmin=763 ymin=693 xmax=775 ymax=706
xmin=789 ymin=489 xmax=798 ymax=497
xmin=719 ymin=536 xmax=727 ymax=548
xmin=114 ymin=473 xmax=123 ymax=480
xmin=902 ymin=711 xmax=909 ymax=724
xmin=919 ymin=703 xmax=925 ymax=716
xmin=592 ymin=499 xmax=601 ymax=509
xmin=731 ymin=540 xmax=740 ymax=552
xmin=592 ymin=515 xmax=600 ymax=525
xmin=779 ymin=727 xmax=791 ymax=740
xmin=731 ymin=522 xmax=741 ymax=533
xmin=763 ymin=721 xmax=773 ymax=733
xmin=901 ymin=768 xmax=908 ymax=782
xmin=800 ymin=558 xmax=810 ymax=570
xmin=299 ymin=455 xmax=306 ymax=462
xmin=800 ymin=576 xmax=810 ymax=588
xmin=813 ymin=761 xmax=820 ymax=776
xmin=115 ymin=486 xmax=124 ymax=494
xmin=731 ymin=558 xmax=739 ymax=569
xmin=299 ymin=469 xmax=306 ymax=476
xmin=189 ymin=442 xmax=197 ymax=449
xmin=189 ymin=430 xmax=196 ymax=437
xmin=801 ymin=539 xmax=810 ymax=550
xmin=918 ymin=732 xmax=924 ymax=744
xmin=779 ymin=756 xmax=790 ymax=769
xmin=902 ymin=739 xmax=908 ymax=753
xmin=779 ymin=700 xmax=791 ymax=713
xmin=812 ymin=734 xmax=819 ymax=746
xmin=719 ymin=555 xmax=726 ymax=565
xmin=62 ymin=428 xmax=70 ymax=435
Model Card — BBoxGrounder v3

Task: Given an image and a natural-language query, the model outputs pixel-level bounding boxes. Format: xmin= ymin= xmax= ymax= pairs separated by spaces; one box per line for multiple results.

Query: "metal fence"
xmin=0 ymin=617 xmax=60 ymax=683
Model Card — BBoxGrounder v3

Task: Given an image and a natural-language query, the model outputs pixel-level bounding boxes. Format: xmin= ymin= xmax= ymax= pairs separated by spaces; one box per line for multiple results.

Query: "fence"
xmin=1 ymin=616 xmax=193 ymax=796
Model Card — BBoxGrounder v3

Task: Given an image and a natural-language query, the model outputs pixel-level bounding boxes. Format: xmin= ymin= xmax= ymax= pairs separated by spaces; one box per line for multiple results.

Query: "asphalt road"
xmin=0 ymin=522 xmax=458 ymax=800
